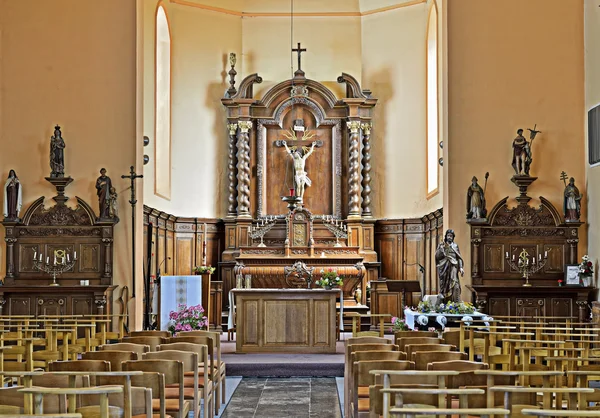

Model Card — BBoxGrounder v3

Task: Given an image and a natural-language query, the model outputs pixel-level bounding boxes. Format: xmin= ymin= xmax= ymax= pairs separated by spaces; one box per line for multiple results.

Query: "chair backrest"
xmin=99 ymin=342 xmax=150 ymax=357
xmin=394 ymin=330 xmax=438 ymax=342
xmin=143 ymin=350 xmax=199 ymax=372
xmin=120 ymin=336 xmax=166 ymax=351
xmin=105 ymin=371 xmax=166 ymax=418
xmin=0 ymin=386 xmax=24 ymax=414
xmin=427 ymin=360 xmax=489 ymax=388
xmin=156 ymin=342 xmax=209 ymax=364
xmin=356 ymin=360 xmax=415 ymax=386
xmin=82 ymin=350 xmax=138 ymax=371
xmin=397 ymin=337 xmax=442 ymax=352
xmin=369 ymin=383 xmax=438 ymax=415
xmin=166 ymin=335 xmax=215 ymax=369
xmin=129 ymin=330 xmax=172 ymax=338
xmin=413 ymin=351 xmax=467 ymax=370
xmin=31 ymin=374 xmax=81 ymax=413
xmin=352 ymin=350 xmax=407 ymax=363
xmin=346 ymin=336 xmax=392 ymax=346
xmin=48 ymin=359 xmax=110 ymax=385
xmin=406 ymin=343 xmax=455 ymax=359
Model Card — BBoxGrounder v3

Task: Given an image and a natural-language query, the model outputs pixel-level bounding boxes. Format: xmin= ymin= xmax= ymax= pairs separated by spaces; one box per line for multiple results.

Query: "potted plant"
xmin=168 ymin=303 xmax=208 ymax=336
xmin=315 ymin=268 xmax=343 ymax=289
xmin=193 ymin=265 xmax=216 ymax=275
xmin=579 ymin=255 xmax=594 ymax=287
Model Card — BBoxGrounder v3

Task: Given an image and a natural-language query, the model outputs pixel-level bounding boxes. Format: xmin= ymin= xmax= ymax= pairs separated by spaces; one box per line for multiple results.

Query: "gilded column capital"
xmin=360 ymin=122 xmax=372 ymax=135
xmin=227 ymin=123 xmax=238 ymax=135
xmin=238 ymin=121 xmax=253 ymax=133
xmin=347 ymin=120 xmax=361 ymax=133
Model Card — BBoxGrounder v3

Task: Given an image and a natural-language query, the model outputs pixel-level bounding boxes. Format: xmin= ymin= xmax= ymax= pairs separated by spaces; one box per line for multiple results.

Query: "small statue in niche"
xmin=107 ymin=187 xmax=119 ymax=219
xmin=466 ymin=173 xmax=488 ymax=221
xmin=435 ymin=229 xmax=464 ymax=304
xmin=3 ymin=170 xmax=22 ymax=220
xmin=95 ymin=168 xmax=113 ymax=219
xmin=511 ymin=129 xmax=532 ymax=176
xmin=563 ymin=176 xmax=582 ymax=222
xmin=50 ymin=125 xmax=66 ymax=178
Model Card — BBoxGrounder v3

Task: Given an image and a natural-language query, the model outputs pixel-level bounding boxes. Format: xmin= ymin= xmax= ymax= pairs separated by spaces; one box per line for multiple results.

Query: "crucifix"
xmin=292 ymin=42 xmax=307 ymax=77
xmin=121 ymin=166 xmax=143 ymax=299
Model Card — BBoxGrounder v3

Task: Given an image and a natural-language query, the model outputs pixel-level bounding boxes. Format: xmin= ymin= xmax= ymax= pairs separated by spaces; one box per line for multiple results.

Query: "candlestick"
xmin=544 ymin=251 xmax=548 ymax=258
xmin=289 ymin=188 xmax=295 ymax=197
xmin=505 ymin=252 xmax=508 ymax=258
xmin=33 ymin=251 xmax=37 ymax=260
xmin=39 ymin=253 xmax=42 ymax=262
xmin=67 ymin=254 xmax=70 ymax=262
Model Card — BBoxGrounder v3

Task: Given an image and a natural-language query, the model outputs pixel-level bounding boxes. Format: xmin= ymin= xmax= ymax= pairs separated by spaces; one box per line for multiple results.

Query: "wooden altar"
xmin=233 ymin=288 xmax=337 ymax=354
xmin=467 ymin=175 xmax=593 ymax=320
xmin=1 ymin=173 xmax=118 ymax=317
xmin=219 ymin=53 xmax=379 ymax=307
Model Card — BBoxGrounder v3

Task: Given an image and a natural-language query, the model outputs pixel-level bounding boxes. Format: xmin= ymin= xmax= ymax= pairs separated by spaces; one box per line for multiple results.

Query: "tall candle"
xmin=46 ymin=256 xmax=49 ymax=264
xmin=39 ymin=253 xmax=42 ymax=261
xmin=33 ymin=251 xmax=37 ymax=261
xmin=74 ymin=251 xmax=77 ymax=260
xmin=505 ymin=252 xmax=508 ymax=258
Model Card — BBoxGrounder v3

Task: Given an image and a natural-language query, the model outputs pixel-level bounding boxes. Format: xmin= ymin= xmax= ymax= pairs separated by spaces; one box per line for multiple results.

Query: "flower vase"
xmin=323 ymin=285 xmax=332 ymax=290
xmin=582 ymin=275 xmax=592 ymax=287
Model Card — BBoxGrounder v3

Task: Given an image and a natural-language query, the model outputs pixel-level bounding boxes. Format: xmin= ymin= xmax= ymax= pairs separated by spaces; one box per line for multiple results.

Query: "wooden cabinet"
xmin=468 ymin=285 xmax=593 ymax=321
xmin=0 ymin=286 xmax=115 ymax=317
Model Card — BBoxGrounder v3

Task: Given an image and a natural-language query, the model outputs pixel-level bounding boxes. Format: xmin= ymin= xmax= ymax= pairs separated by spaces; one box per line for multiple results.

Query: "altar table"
xmin=232 ymin=288 xmax=338 ymax=353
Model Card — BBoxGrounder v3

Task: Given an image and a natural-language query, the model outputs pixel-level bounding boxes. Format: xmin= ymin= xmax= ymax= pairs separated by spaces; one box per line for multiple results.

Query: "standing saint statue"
xmin=107 ymin=187 xmax=119 ymax=219
xmin=95 ymin=168 xmax=113 ymax=219
xmin=3 ymin=170 xmax=22 ymax=220
xmin=282 ymin=140 xmax=317 ymax=200
xmin=50 ymin=125 xmax=66 ymax=178
xmin=466 ymin=176 xmax=486 ymax=220
xmin=511 ymin=128 xmax=532 ymax=176
xmin=435 ymin=229 xmax=464 ymax=304
xmin=563 ymin=177 xmax=582 ymax=222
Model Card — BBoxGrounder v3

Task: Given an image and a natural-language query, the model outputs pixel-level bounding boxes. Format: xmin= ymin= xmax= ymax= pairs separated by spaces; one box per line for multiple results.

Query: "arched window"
xmin=426 ymin=2 xmax=439 ymax=196
xmin=155 ymin=3 xmax=171 ymax=199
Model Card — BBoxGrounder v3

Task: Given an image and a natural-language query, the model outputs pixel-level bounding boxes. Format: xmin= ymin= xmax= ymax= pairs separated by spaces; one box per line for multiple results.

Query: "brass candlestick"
xmin=505 ymin=248 xmax=548 ymax=287
xmin=33 ymin=249 xmax=78 ymax=287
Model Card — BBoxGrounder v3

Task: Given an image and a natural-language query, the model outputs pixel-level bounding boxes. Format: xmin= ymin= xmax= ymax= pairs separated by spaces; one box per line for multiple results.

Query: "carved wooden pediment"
xmin=23 ymin=197 xmax=95 ymax=226
xmin=488 ymin=197 xmax=562 ymax=227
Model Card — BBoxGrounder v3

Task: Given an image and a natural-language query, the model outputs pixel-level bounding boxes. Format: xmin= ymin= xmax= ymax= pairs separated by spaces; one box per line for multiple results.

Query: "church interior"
xmin=1 ymin=0 xmax=600 ymax=416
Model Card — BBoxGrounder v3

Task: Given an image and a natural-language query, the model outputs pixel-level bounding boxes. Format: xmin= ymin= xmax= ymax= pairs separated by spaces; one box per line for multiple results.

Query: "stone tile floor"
xmin=219 ymin=377 xmax=342 ymax=418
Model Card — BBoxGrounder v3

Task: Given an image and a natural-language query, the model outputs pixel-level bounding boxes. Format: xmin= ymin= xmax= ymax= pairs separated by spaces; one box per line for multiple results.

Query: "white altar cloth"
xmin=159 ymin=275 xmax=203 ymax=331
xmin=403 ymin=307 xmax=490 ymax=331
xmin=228 ymin=288 xmax=344 ymax=332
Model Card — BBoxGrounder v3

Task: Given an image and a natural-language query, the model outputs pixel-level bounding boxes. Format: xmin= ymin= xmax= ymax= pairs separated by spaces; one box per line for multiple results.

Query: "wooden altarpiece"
xmin=467 ymin=176 xmax=593 ymax=321
xmin=220 ymin=67 xmax=379 ymax=306
xmin=0 ymin=176 xmax=117 ymax=317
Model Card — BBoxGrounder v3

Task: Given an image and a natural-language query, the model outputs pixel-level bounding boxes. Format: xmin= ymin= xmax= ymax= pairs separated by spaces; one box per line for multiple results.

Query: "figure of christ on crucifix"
xmin=282 ymin=139 xmax=317 ymax=200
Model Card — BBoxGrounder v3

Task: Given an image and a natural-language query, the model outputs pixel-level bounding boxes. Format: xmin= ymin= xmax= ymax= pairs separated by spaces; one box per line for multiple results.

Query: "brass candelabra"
xmin=505 ymin=248 xmax=548 ymax=287
xmin=33 ymin=249 xmax=78 ymax=287
xmin=322 ymin=215 xmax=348 ymax=247
xmin=249 ymin=216 xmax=278 ymax=247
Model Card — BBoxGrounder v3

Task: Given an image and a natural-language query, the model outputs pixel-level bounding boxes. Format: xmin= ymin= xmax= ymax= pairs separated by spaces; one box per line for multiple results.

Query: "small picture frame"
xmin=565 ymin=264 xmax=581 ymax=286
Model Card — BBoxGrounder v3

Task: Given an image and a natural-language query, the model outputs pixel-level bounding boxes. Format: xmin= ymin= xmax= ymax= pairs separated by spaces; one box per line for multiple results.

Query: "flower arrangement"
xmin=416 ymin=300 xmax=475 ymax=315
xmin=390 ymin=316 xmax=409 ymax=332
xmin=315 ymin=268 xmax=343 ymax=289
xmin=193 ymin=265 xmax=216 ymax=274
xmin=579 ymin=255 xmax=594 ymax=277
xmin=558 ymin=278 xmax=565 ymax=287
xmin=168 ymin=303 xmax=208 ymax=335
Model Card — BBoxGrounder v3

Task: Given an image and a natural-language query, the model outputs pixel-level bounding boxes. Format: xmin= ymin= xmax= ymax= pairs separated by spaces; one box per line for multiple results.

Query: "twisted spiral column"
xmin=227 ymin=123 xmax=238 ymax=217
xmin=360 ymin=122 xmax=372 ymax=217
xmin=347 ymin=120 xmax=361 ymax=217
xmin=237 ymin=121 xmax=252 ymax=217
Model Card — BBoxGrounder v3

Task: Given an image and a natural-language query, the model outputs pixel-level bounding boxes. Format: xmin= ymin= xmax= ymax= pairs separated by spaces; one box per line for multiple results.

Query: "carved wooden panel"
xmin=166 ymin=230 xmax=174 ymax=276
xmin=377 ymin=293 xmax=401 ymax=320
xmin=483 ymin=244 xmax=504 ymax=273
xmin=37 ymin=296 xmax=66 ymax=317
xmin=405 ymin=235 xmax=422 ymax=284
xmin=292 ymin=224 xmax=307 ymax=247
xmin=375 ymin=237 xmax=395 ymax=279
xmin=517 ymin=298 xmax=545 ymax=317
xmin=78 ymin=244 xmax=100 ymax=273
xmin=227 ymin=226 xmax=236 ymax=249
xmin=489 ymin=298 xmax=510 ymax=317
xmin=8 ymin=297 xmax=31 ymax=316
xmin=175 ymin=235 xmax=194 ymax=275
xmin=18 ymin=244 xmax=40 ymax=273
xmin=264 ymin=300 xmax=309 ymax=345
xmin=71 ymin=296 xmax=93 ymax=316
xmin=509 ymin=244 xmax=537 ymax=273
xmin=544 ymin=244 xmax=565 ymax=274
xmin=314 ymin=299 xmax=332 ymax=346
xmin=550 ymin=298 xmax=572 ymax=317
xmin=241 ymin=300 xmax=258 ymax=346
xmin=264 ymin=120 xmax=334 ymax=216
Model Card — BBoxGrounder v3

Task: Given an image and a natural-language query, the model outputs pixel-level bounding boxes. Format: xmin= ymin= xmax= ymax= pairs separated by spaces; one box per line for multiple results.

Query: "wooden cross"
xmin=292 ymin=42 xmax=307 ymax=77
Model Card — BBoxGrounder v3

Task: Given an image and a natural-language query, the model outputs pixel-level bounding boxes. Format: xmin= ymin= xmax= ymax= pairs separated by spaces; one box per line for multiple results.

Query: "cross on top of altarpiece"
xmin=292 ymin=42 xmax=307 ymax=77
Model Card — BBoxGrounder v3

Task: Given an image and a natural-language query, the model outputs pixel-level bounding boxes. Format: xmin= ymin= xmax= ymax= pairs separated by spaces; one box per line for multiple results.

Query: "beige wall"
xmin=585 ymin=0 xmax=600 ymax=290
xmin=362 ymin=0 xmax=444 ymax=218
xmin=0 ymin=0 xmax=141 ymax=325
xmin=447 ymin=0 xmax=585 ymax=298
xmin=143 ymin=1 xmax=242 ymax=217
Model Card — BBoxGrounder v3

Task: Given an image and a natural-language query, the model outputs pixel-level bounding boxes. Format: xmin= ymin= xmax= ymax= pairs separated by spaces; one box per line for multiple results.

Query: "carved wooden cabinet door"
xmin=550 ymin=298 xmax=573 ymax=317
xmin=517 ymin=298 xmax=546 ymax=317
xmin=36 ymin=296 xmax=66 ymax=317
xmin=8 ymin=296 xmax=32 ymax=316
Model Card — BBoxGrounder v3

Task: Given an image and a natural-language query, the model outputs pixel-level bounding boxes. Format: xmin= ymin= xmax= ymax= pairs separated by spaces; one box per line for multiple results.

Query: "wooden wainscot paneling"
xmin=174 ymin=220 xmax=196 ymax=275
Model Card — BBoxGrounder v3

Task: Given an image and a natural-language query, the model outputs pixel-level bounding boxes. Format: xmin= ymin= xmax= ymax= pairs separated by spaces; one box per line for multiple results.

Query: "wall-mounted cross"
xmin=292 ymin=42 xmax=307 ymax=77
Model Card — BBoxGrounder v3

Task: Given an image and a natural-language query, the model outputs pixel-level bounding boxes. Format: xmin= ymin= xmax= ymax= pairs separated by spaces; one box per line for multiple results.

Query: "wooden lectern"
xmin=385 ymin=280 xmax=421 ymax=319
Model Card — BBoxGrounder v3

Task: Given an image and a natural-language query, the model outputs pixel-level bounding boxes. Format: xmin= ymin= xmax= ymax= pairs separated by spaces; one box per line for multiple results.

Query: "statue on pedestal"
xmin=282 ymin=139 xmax=317 ymax=200
xmin=466 ymin=174 xmax=487 ymax=221
xmin=563 ymin=177 xmax=582 ymax=222
xmin=511 ymin=129 xmax=531 ymax=176
xmin=435 ymin=229 xmax=464 ymax=303
xmin=50 ymin=125 xmax=66 ymax=178
xmin=3 ymin=170 xmax=22 ymax=220
xmin=95 ymin=168 xmax=113 ymax=219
